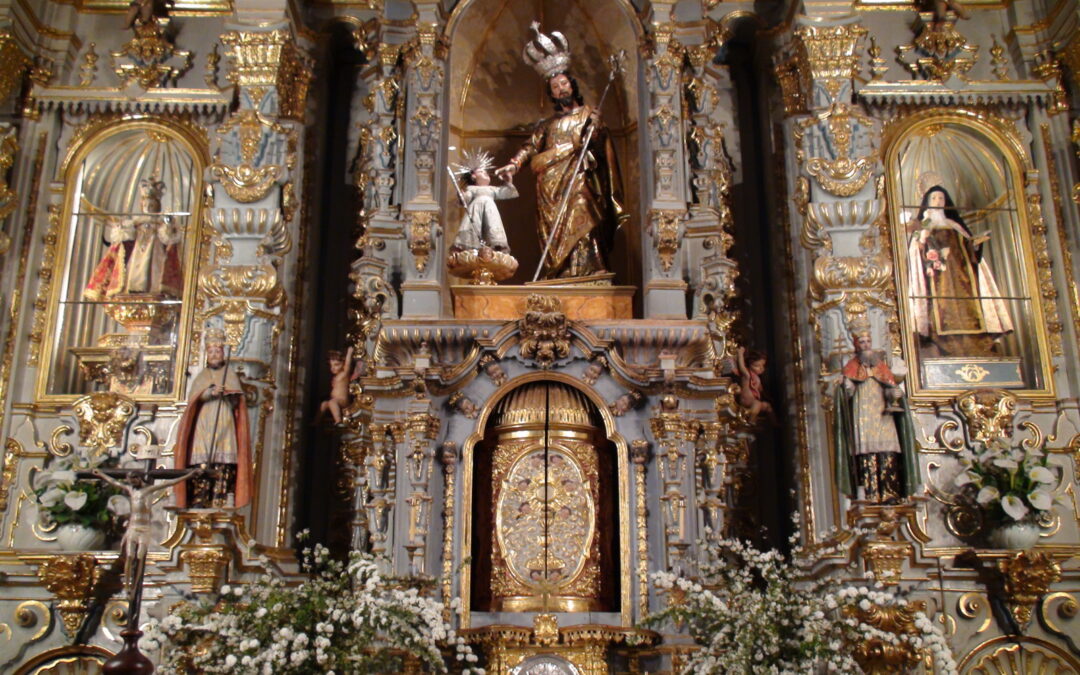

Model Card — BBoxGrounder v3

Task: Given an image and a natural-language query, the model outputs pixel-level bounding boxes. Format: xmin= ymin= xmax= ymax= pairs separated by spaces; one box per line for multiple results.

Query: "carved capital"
xmin=180 ymin=547 xmax=232 ymax=594
xmin=220 ymin=30 xmax=312 ymax=120
xmin=649 ymin=209 xmax=684 ymax=273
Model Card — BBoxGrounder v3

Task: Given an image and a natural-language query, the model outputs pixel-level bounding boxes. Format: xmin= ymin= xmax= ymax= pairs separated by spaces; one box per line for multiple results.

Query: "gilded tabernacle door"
xmin=474 ymin=381 xmax=619 ymax=614
xmin=884 ymin=112 xmax=1054 ymax=398
xmin=36 ymin=119 xmax=206 ymax=402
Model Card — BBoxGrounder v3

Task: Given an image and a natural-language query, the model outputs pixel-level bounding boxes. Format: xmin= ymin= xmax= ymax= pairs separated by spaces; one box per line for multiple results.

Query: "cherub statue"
xmin=448 ymin=392 xmax=479 ymax=419
xmin=736 ymin=346 xmax=773 ymax=423
xmin=610 ymin=390 xmax=643 ymax=417
xmin=319 ymin=346 xmax=354 ymax=424
xmin=449 ymin=149 xmax=517 ymax=254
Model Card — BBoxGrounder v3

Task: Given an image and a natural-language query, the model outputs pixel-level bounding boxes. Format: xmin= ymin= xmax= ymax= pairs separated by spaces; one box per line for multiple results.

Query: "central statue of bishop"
xmin=497 ymin=23 xmax=628 ymax=281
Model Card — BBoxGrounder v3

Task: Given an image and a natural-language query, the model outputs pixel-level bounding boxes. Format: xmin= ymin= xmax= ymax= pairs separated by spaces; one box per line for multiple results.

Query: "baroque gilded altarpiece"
xmin=0 ymin=0 xmax=1076 ymax=674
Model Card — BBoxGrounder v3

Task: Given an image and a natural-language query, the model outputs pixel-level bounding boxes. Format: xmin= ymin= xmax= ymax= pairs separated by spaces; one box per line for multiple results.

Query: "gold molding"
xmin=71 ymin=392 xmax=137 ymax=459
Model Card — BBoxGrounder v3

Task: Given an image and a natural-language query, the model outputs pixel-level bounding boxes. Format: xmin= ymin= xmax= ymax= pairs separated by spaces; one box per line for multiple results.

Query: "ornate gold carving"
xmin=1027 ymin=192 xmax=1064 ymax=356
xmin=533 ymin=613 xmax=558 ymax=647
xmin=631 ymin=439 xmax=650 ymax=617
xmin=786 ymin=22 xmax=867 ymax=104
xmin=964 ymin=638 xmax=1080 ymax=674
xmin=440 ymin=441 xmax=457 ymax=622
xmin=208 ymin=109 xmax=286 ymax=203
xmin=649 ymin=209 xmax=683 ymax=273
xmin=446 ymin=247 xmax=518 ymax=285
xmin=998 ymin=551 xmax=1061 ymax=630
xmin=0 ymin=32 xmax=29 ymax=104
xmin=898 ymin=13 xmax=977 ymax=81
xmin=198 ymin=264 xmax=285 ymax=307
xmin=0 ymin=438 xmax=21 ymax=511
xmin=1039 ymin=123 xmax=1080 ymax=357
xmin=220 ymin=30 xmax=312 ymax=121
xmin=0 ymin=127 xmax=17 ymax=221
xmin=38 ymin=555 xmax=100 ymax=637
xmin=773 ymin=55 xmax=808 ymax=117
xmin=955 ymin=364 xmax=990 ymax=383
xmin=796 ymin=104 xmax=876 ymax=198
xmin=955 ymin=389 xmax=1015 ymax=444
xmin=1032 ymin=51 xmax=1068 ymax=115
xmin=408 ymin=211 xmax=437 ymax=273
xmin=958 ymin=592 xmax=993 ymax=634
xmin=517 ymin=295 xmax=571 ymax=369
xmin=72 ymin=392 xmax=137 ymax=458
xmin=867 ymin=37 xmax=887 ymax=81
xmin=989 ymin=35 xmax=1007 ymax=80
xmin=180 ymin=547 xmax=232 ymax=594
xmin=846 ymin=600 xmax=927 ymax=673
xmin=28 ymin=203 xmax=61 ymax=365
xmin=111 ymin=22 xmax=192 ymax=88
xmin=80 ymin=43 xmax=99 ymax=86
xmin=863 ymin=539 xmax=911 ymax=586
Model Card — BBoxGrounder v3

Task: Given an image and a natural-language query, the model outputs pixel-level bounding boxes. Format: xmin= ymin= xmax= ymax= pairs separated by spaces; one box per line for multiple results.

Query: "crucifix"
xmin=75 ymin=447 xmax=202 ymax=674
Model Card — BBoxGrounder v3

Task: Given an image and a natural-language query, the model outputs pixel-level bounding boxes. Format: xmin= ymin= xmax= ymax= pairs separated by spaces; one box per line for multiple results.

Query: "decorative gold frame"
xmin=460 ymin=371 xmax=632 ymax=628
xmin=34 ymin=115 xmax=210 ymax=404
xmin=883 ymin=109 xmax=1056 ymax=401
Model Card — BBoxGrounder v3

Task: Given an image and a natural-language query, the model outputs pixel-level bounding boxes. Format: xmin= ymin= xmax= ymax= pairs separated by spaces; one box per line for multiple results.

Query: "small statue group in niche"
xmin=907 ymin=179 xmax=1013 ymax=357
xmin=832 ymin=320 xmax=920 ymax=504
xmin=172 ymin=329 xmax=252 ymax=509
xmin=83 ymin=171 xmax=183 ymax=302
xmin=495 ymin=22 xmax=628 ymax=281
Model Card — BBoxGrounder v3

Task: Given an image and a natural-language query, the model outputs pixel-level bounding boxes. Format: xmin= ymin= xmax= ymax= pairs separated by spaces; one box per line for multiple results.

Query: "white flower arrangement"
xmin=643 ymin=523 xmax=957 ymax=674
xmin=142 ymin=542 xmax=484 ymax=674
xmin=34 ymin=458 xmax=126 ymax=533
xmin=953 ymin=437 xmax=1064 ymax=524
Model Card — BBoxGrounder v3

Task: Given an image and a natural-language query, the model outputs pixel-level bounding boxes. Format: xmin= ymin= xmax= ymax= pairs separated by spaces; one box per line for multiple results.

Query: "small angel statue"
xmin=450 ymin=149 xmax=517 ymax=252
xmin=446 ymin=149 xmax=520 ymax=284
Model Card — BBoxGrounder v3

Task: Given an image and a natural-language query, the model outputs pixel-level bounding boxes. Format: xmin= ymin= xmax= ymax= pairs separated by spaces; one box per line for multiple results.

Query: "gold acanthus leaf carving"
xmin=793 ymin=23 xmax=867 ymax=84
xmin=72 ymin=392 xmax=136 ymax=459
xmin=220 ymin=30 xmax=313 ymax=121
xmin=198 ymin=264 xmax=285 ymax=307
xmin=208 ymin=163 xmax=282 ymax=204
xmin=809 ymin=254 xmax=893 ymax=301
xmin=0 ymin=128 xmax=18 ymax=221
xmin=0 ymin=33 xmax=30 ymax=104
xmin=517 ymin=294 xmax=571 ymax=369
xmin=999 ymin=551 xmax=1061 ymax=630
xmin=804 ymin=156 xmax=874 ymax=197
xmin=955 ymin=389 xmax=1016 ymax=444
xmin=111 ymin=23 xmax=192 ymax=89
xmin=38 ymin=555 xmax=100 ymax=637
xmin=649 ymin=209 xmax=683 ymax=272
xmin=408 ymin=212 xmax=437 ymax=274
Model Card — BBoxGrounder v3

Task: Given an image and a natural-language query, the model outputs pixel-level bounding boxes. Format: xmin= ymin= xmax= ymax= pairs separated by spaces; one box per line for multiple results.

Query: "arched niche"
xmin=37 ymin=118 xmax=208 ymax=402
xmin=460 ymin=373 xmax=631 ymax=627
xmin=445 ymin=0 xmax=643 ymax=286
xmin=883 ymin=110 xmax=1054 ymax=399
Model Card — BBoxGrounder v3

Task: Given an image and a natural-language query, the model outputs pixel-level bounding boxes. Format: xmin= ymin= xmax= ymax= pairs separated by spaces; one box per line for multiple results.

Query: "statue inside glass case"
xmin=82 ymin=172 xmax=183 ymax=302
xmin=906 ymin=183 xmax=1013 ymax=357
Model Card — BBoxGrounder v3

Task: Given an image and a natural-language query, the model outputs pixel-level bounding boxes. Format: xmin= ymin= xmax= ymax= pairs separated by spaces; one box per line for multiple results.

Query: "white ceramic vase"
xmin=988 ymin=520 xmax=1041 ymax=550
xmin=55 ymin=523 xmax=106 ymax=550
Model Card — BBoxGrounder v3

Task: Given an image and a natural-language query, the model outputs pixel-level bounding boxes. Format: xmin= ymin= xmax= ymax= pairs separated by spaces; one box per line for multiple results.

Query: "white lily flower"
xmin=975 ymin=486 xmax=999 ymax=506
xmin=992 ymin=458 xmax=1018 ymax=470
xmin=1029 ymin=466 xmax=1054 ymax=484
xmin=107 ymin=494 xmax=131 ymax=516
xmin=38 ymin=487 xmax=65 ymax=507
xmin=953 ymin=470 xmax=980 ymax=487
xmin=1001 ymin=495 xmax=1029 ymax=521
xmin=63 ymin=491 xmax=88 ymax=511
xmin=1027 ymin=489 xmax=1053 ymax=511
